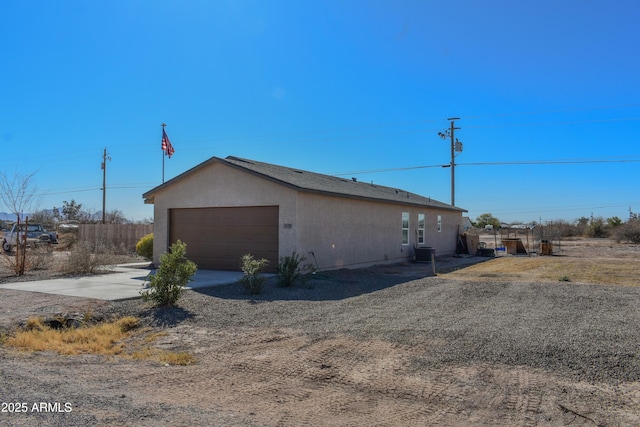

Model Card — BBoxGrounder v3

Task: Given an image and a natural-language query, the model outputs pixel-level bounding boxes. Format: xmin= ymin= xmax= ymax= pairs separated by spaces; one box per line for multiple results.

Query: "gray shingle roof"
xmin=144 ymin=155 xmax=465 ymax=212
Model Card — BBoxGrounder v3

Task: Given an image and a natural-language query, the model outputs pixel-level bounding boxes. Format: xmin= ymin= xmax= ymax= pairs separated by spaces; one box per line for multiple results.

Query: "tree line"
xmin=473 ymin=212 xmax=640 ymax=243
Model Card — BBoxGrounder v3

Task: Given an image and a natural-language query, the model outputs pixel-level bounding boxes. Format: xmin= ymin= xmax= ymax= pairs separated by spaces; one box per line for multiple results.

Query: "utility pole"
xmin=438 ymin=118 xmax=462 ymax=206
xmin=101 ymin=148 xmax=111 ymax=224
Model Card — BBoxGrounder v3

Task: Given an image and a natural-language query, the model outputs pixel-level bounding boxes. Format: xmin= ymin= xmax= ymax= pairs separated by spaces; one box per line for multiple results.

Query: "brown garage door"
xmin=169 ymin=206 xmax=279 ymax=271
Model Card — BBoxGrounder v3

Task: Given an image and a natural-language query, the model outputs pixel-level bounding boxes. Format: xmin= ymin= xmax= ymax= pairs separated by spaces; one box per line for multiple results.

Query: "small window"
xmin=418 ymin=214 xmax=425 ymax=245
xmin=437 ymin=215 xmax=442 ymax=233
xmin=402 ymin=212 xmax=410 ymax=245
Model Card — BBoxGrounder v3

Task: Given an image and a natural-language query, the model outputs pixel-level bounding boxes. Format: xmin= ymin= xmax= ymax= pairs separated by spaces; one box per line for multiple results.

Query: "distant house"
xmin=142 ymin=156 xmax=467 ymax=271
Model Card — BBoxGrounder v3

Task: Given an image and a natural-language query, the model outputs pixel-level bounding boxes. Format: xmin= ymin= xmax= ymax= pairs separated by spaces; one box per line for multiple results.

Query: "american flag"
xmin=161 ymin=129 xmax=175 ymax=158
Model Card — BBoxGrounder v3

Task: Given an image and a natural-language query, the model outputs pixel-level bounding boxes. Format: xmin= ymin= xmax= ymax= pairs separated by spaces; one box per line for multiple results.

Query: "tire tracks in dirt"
xmin=133 ymin=326 xmax=582 ymax=426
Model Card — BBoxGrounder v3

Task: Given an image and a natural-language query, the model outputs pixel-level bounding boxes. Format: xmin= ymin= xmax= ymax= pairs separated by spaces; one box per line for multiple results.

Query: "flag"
xmin=161 ymin=129 xmax=175 ymax=158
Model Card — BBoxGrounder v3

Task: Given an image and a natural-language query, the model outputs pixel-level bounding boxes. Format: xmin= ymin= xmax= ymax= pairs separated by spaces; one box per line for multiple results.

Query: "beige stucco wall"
xmin=294 ymin=193 xmax=461 ymax=270
xmin=150 ymin=162 xmax=299 ymax=265
xmin=149 ymin=161 xmax=463 ymax=269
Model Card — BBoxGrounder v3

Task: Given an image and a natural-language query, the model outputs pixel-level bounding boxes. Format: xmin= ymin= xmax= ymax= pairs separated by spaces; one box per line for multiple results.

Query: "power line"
xmin=34 ymin=188 xmax=100 ymax=197
xmin=334 ymin=157 xmax=640 ymax=176
xmin=35 ymin=183 xmax=156 ymax=198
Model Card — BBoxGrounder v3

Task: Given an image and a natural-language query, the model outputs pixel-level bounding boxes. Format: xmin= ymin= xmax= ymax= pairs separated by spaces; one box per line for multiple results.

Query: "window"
xmin=418 ymin=214 xmax=425 ymax=245
xmin=437 ymin=215 xmax=442 ymax=233
xmin=402 ymin=212 xmax=410 ymax=245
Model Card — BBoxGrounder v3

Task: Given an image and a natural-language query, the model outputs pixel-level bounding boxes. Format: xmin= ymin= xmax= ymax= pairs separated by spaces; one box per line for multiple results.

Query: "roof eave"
xmin=219 ymin=160 xmax=464 ymax=211
xmin=295 ymin=187 xmax=466 ymax=212
xmin=142 ymin=155 xmax=467 ymax=213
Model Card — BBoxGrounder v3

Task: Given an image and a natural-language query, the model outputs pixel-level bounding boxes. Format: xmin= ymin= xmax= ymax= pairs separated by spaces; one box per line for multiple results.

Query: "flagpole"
xmin=161 ymin=123 xmax=166 ymax=183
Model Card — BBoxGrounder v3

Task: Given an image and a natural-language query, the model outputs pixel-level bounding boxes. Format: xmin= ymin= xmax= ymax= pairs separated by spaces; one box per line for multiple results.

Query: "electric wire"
xmin=334 ymin=157 xmax=640 ymax=176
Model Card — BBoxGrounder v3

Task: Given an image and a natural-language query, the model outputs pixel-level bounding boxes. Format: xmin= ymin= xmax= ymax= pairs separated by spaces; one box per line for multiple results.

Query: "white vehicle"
xmin=2 ymin=223 xmax=58 ymax=252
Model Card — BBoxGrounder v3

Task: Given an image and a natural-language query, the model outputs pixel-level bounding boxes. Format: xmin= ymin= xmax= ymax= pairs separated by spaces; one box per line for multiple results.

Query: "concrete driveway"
xmin=0 ymin=263 xmax=245 ymax=301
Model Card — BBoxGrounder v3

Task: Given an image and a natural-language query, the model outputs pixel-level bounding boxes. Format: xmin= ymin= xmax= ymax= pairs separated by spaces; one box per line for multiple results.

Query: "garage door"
xmin=169 ymin=206 xmax=279 ymax=272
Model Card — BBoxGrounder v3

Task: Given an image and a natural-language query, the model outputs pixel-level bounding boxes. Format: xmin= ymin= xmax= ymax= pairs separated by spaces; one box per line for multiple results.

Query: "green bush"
xmin=136 ymin=233 xmax=154 ymax=260
xmin=140 ymin=240 xmax=197 ymax=306
xmin=276 ymin=252 xmax=307 ymax=287
xmin=239 ymin=254 xmax=269 ymax=294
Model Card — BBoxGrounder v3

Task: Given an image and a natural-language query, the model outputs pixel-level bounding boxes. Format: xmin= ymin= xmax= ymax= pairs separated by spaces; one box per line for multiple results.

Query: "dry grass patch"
xmin=129 ymin=347 xmax=195 ymax=365
xmin=127 ymin=331 xmax=196 ymax=366
xmin=6 ymin=316 xmax=139 ymax=355
xmin=443 ymin=256 xmax=640 ymax=286
xmin=4 ymin=316 xmax=195 ymax=365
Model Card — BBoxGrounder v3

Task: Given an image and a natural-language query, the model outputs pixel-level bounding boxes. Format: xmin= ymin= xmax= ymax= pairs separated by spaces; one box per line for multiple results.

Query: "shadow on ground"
xmin=139 ymin=305 xmax=195 ymax=327
xmin=193 ymin=256 xmax=491 ymax=302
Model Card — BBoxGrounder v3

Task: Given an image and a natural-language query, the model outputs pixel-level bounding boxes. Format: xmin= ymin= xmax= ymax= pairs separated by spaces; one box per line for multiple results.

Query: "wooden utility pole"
xmin=448 ymin=118 xmax=459 ymax=206
xmin=101 ymin=148 xmax=111 ymax=224
xmin=439 ymin=118 xmax=461 ymax=206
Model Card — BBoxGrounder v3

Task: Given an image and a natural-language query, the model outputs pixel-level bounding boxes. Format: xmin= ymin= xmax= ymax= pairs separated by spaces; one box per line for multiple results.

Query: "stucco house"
xmin=142 ymin=156 xmax=467 ymax=272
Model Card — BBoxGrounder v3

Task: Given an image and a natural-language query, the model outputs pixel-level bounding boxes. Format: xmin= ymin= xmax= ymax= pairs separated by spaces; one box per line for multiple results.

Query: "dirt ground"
xmin=1 ymin=239 xmax=639 ymax=426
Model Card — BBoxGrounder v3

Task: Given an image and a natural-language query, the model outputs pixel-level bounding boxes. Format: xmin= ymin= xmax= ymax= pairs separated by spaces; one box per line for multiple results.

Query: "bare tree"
xmin=0 ymin=172 xmax=41 ymax=276
xmin=0 ymin=171 xmax=40 ymax=221
xmin=30 ymin=209 xmax=57 ymax=227
xmin=104 ymin=209 xmax=128 ymax=224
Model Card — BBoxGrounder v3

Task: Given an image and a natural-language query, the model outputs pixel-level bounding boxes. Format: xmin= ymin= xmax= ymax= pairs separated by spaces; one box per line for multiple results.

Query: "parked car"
xmin=1 ymin=223 xmax=58 ymax=252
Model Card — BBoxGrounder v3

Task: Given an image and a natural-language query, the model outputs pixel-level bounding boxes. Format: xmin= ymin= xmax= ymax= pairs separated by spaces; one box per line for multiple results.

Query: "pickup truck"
xmin=1 ymin=223 xmax=58 ymax=252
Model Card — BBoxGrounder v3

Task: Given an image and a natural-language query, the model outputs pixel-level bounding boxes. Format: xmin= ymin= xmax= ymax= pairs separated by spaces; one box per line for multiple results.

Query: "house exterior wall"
xmin=294 ymin=193 xmax=461 ymax=270
xmin=150 ymin=162 xmax=299 ymax=265
xmin=149 ymin=161 xmax=463 ymax=269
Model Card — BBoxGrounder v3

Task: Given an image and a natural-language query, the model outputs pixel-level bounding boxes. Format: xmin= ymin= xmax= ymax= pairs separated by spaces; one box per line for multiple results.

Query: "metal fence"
xmin=78 ymin=224 xmax=153 ymax=251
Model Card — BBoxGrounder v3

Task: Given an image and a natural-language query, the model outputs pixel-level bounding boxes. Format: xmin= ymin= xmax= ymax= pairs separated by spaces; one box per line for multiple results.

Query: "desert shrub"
xmin=543 ymin=220 xmax=579 ymax=238
xmin=59 ymin=241 xmax=120 ymax=275
xmin=1 ymin=246 xmax=53 ymax=276
xmin=25 ymin=246 xmax=53 ymax=271
xmin=136 ymin=233 xmax=154 ymax=260
xmin=585 ymin=217 xmax=608 ymax=238
xmin=276 ymin=252 xmax=307 ymax=287
xmin=613 ymin=220 xmax=640 ymax=244
xmin=59 ymin=241 xmax=99 ymax=275
xmin=239 ymin=254 xmax=269 ymax=294
xmin=140 ymin=240 xmax=197 ymax=306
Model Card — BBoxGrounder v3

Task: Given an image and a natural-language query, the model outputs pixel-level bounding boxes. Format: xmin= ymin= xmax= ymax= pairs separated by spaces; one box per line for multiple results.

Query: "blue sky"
xmin=2 ymin=0 xmax=639 ymax=224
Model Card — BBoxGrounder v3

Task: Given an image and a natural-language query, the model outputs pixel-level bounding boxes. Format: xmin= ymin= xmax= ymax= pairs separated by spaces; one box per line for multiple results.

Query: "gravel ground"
xmin=115 ymin=266 xmax=640 ymax=384
xmin=1 ymin=245 xmax=639 ymax=426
